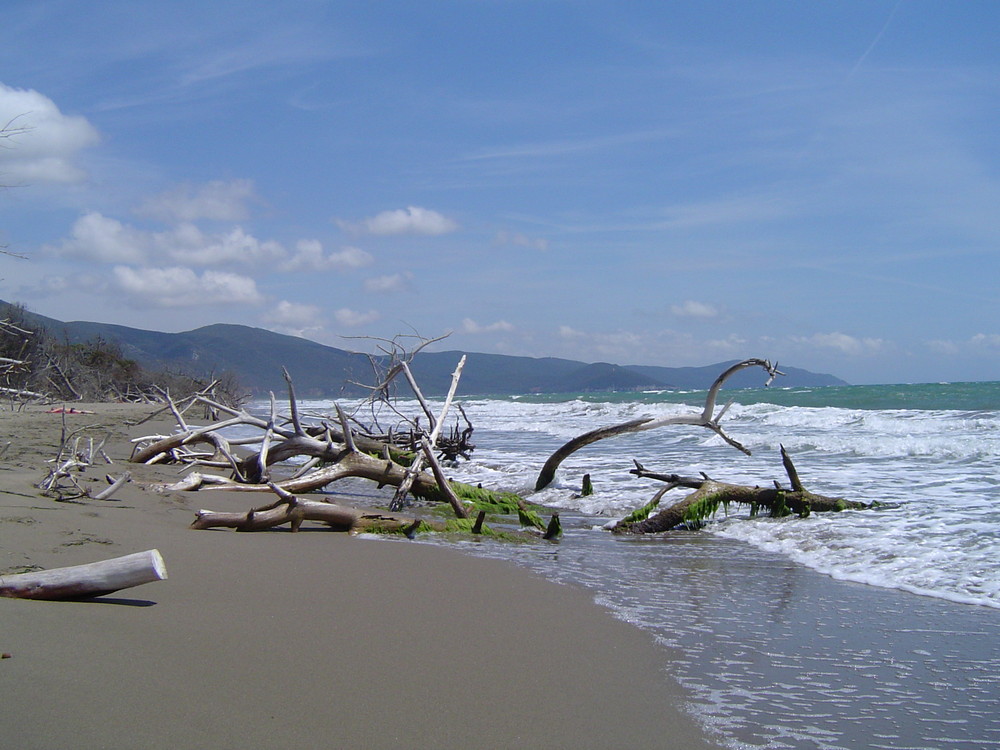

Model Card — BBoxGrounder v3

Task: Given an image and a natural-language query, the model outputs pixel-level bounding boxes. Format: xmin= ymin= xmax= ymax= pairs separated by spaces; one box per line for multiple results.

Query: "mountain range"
xmin=1 ymin=300 xmax=848 ymax=396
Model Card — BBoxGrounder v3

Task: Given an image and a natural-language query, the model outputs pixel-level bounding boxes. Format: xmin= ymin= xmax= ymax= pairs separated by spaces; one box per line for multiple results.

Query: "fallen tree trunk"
xmin=613 ymin=449 xmax=867 ymax=534
xmin=0 ymin=549 xmax=167 ymax=600
xmin=190 ymin=486 xmax=445 ymax=534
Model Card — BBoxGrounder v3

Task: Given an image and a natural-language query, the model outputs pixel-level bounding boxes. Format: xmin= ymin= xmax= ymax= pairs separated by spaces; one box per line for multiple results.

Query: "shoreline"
xmin=1 ymin=403 xmax=721 ymax=749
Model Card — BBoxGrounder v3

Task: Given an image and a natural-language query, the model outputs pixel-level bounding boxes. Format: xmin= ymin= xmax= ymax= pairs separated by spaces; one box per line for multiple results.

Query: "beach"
xmin=1 ymin=403 xmax=720 ymax=749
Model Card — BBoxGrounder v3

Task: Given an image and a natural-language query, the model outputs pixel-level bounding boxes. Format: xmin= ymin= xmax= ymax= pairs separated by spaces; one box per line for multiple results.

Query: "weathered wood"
xmin=390 ymin=355 xmax=466 ymax=512
xmin=614 ymin=451 xmax=866 ymax=534
xmin=534 ymin=358 xmax=784 ymax=490
xmin=535 ymin=418 xmax=653 ymax=491
xmin=190 ymin=491 xmax=442 ymax=534
xmin=0 ymin=549 xmax=167 ymax=600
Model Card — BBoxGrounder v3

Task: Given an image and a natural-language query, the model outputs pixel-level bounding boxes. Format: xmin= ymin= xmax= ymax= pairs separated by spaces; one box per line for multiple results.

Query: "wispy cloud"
xmin=363 ymin=272 xmax=413 ymax=293
xmin=343 ymin=207 xmax=458 ymax=237
xmin=461 ymin=128 xmax=676 ymax=162
xmin=461 ymin=318 xmax=514 ymax=334
xmin=135 ymin=179 xmax=257 ymax=222
xmin=671 ymin=300 xmax=720 ymax=319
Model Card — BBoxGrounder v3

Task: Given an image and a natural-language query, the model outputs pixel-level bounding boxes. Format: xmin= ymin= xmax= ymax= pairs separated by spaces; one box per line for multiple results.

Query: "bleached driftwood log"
xmin=0 ymin=549 xmax=167 ymax=600
xmin=534 ymin=358 xmax=783 ymax=490
xmin=612 ymin=448 xmax=867 ymax=534
xmin=190 ymin=484 xmax=441 ymax=534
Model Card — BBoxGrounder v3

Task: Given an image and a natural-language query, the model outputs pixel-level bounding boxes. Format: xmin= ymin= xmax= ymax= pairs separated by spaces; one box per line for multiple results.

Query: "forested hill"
xmin=1 ymin=301 xmax=848 ymax=396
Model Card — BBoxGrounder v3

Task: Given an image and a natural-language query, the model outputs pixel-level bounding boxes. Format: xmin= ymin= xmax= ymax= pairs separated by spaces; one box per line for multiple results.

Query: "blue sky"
xmin=1 ymin=1 xmax=997 ymax=385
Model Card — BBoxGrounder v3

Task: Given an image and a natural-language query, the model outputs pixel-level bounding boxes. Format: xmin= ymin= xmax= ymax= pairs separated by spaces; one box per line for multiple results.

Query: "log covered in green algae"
xmin=613 ymin=450 xmax=868 ymax=534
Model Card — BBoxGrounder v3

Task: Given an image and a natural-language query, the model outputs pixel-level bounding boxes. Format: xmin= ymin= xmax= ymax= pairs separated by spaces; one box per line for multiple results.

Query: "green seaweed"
xmin=516 ymin=506 xmax=547 ymax=531
xmin=620 ymin=495 xmax=663 ymax=524
xmin=770 ymin=490 xmax=791 ymax=518
xmin=446 ymin=482 xmax=546 ymax=530
xmin=450 ymin=482 xmax=523 ymax=512
xmin=681 ymin=492 xmax=726 ymax=529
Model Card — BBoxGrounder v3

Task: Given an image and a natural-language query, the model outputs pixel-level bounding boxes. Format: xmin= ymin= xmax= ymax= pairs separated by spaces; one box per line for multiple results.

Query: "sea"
xmin=284 ymin=380 xmax=1000 ymax=750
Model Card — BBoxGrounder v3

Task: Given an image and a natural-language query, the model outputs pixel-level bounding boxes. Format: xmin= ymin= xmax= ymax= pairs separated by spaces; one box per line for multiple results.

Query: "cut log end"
xmin=0 ymin=549 xmax=168 ymax=600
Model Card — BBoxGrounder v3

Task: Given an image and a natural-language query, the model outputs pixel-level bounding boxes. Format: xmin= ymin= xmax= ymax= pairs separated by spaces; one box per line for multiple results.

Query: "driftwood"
xmin=535 ymin=358 xmax=783 ymax=490
xmin=0 ymin=549 xmax=167 ymax=600
xmin=190 ymin=484 xmax=445 ymax=534
xmin=36 ymin=415 xmax=131 ymax=501
xmin=613 ymin=447 xmax=867 ymax=534
xmin=130 ymin=341 xmax=558 ymax=538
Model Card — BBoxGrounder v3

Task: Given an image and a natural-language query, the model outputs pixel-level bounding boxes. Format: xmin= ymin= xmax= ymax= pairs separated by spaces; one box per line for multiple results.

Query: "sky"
xmin=1 ymin=1 xmax=998 ymax=385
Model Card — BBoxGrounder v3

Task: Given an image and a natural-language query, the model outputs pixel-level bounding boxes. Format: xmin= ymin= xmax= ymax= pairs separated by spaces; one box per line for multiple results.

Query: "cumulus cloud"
xmin=461 ymin=318 xmax=514 ymax=334
xmin=334 ymin=307 xmax=380 ymax=327
xmin=364 ymin=272 xmax=412 ymax=293
xmin=55 ymin=212 xmax=149 ymax=263
xmin=670 ymin=300 xmax=720 ymax=319
xmin=272 ymin=300 xmax=322 ymax=327
xmin=268 ymin=300 xmax=327 ymax=337
xmin=346 ymin=206 xmax=458 ymax=236
xmin=165 ymin=225 xmax=285 ymax=266
xmin=282 ymin=239 xmax=374 ymax=272
xmin=53 ymin=212 xmax=284 ymax=267
xmin=796 ymin=332 xmax=885 ymax=356
xmin=135 ymin=179 xmax=257 ymax=222
xmin=0 ymin=83 xmax=100 ymax=183
xmin=112 ymin=266 xmax=263 ymax=307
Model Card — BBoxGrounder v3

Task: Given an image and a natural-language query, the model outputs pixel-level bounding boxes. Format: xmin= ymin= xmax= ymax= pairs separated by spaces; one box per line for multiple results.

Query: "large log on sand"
xmin=0 ymin=549 xmax=167 ymax=600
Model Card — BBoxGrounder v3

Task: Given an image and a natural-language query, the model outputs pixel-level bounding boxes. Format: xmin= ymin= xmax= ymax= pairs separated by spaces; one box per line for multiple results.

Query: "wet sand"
xmin=1 ymin=403 xmax=719 ymax=749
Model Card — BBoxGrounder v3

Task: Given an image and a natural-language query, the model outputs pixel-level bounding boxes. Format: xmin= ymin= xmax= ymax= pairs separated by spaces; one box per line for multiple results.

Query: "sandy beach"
xmin=1 ymin=403 xmax=719 ymax=749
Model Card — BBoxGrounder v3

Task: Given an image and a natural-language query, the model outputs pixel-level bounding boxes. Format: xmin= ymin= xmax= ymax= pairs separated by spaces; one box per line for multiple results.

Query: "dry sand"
xmin=1 ymin=403 xmax=720 ymax=749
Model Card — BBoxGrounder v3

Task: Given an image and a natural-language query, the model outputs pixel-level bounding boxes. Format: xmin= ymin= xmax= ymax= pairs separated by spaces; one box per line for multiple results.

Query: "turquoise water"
xmin=510 ymin=380 xmax=1000 ymax=411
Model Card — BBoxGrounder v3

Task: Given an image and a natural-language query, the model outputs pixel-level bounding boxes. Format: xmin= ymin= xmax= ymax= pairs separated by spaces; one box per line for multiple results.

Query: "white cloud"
xmin=364 ymin=272 xmax=412 ymax=293
xmin=558 ymin=325 xmax=584 ymax=339
xmin=268 ymin=300 xmax=327 ymax=338
xmin=670 ymin=300 xmax=720 ymax=319
xmin=334 ymin=307 xmax=380 ymax=327
xmin=272 ymin=300 xmax=322 ymax=327
xmin=0 ymin=83 xmax=99 ymax=183
xmin=461 ymin=318 xmax=514 ymax=334
xmin=55 ymin=212 xmax=149 ymax=263
xmin=349 ymin=206 xmax=458 ymax=236
xmin=53 ymin=213 xmax=284 ymax=267
xmin=135 ymin=179 xmax=257 ymax=222
xmin=164 ymin=225 xmax=285 ymax=266
xmin=282 ymin=240 xmax=374 ymax=272
xmin=796 ymin=332 xmax=885 ymax=356
xmin=112 ymin=266 xmax=263 ymax=307
xmin=928 ymin=333 xmax=1000 ymax=355
xmin=704 ymin=333 xmax=748 ymax=354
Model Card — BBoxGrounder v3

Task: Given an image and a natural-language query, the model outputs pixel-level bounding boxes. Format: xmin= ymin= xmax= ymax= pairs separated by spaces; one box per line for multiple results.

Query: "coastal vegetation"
xmin=1 ymin=302 xmax=245 ymax=408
